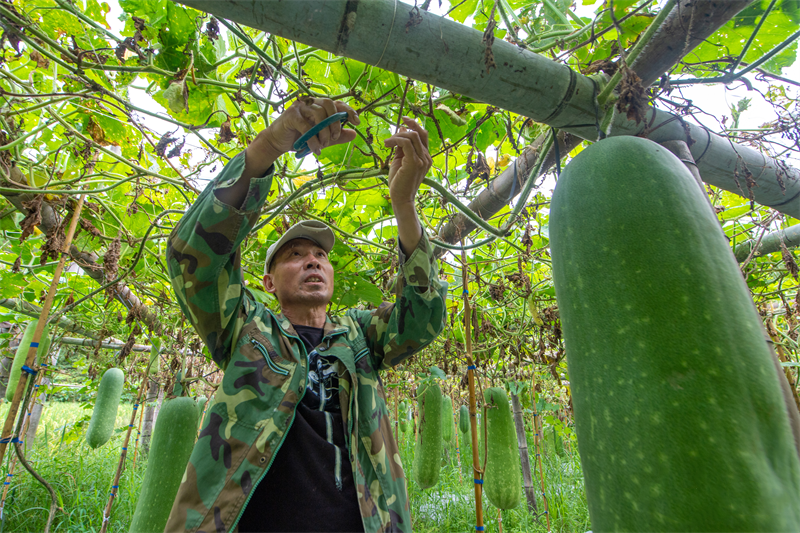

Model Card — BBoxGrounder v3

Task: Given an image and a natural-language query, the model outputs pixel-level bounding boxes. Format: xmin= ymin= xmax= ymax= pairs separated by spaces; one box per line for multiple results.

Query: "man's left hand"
xmin=384 ymin=117 xmax=432 ymax=208
xmin=383 ymin=117 xmax=431 ymax=254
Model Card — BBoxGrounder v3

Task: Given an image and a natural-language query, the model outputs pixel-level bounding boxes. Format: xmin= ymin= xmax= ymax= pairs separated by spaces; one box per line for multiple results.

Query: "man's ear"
xmin=263 ymin=273 xmax=276 ymax=294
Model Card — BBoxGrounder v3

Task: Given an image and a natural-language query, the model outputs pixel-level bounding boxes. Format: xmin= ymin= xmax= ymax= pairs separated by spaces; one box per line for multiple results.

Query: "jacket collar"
xmin=268 ymin=309 xmax=350 ymax=340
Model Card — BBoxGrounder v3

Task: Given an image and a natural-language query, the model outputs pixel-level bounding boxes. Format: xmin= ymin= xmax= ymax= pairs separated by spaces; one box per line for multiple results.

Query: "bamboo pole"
xmin=461 ymin=247 xmax=484 ymax=533
xmin=531 ymin=371 xmax=551 ymax=531
xmin=0 ymin=194 xmax=85 ymax=466
xmin=0 ymin=375 xmax=41 ymax=521
xmin=131 ymin=391 xmax=147 ymax=470
xmin=99 ymin=373 xmax=149 ymax=533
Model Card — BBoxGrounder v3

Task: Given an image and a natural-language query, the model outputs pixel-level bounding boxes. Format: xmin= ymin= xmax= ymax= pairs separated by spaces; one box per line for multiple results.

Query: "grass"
xmin=0 ymin=402 xmax=589 ymax=532
xmin=0 ymin=401 xmax=145 ymax=533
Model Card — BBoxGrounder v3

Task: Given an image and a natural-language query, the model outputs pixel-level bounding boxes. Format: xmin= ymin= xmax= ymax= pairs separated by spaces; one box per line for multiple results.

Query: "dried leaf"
xmin=155 ymin=133 xmax=178 ymax=157
xmin=29 ymin=50 xmax=49 ymax=69
xmin=781 ymin=240 xmax=799 ymax=280
xmin=86 ymin=118 xmax=107 ymax=145
xmin=218 ymin=119 xmax=234 ymax=144
xmin=616 ymin=68 xmax=648 ymax=124
xmin=19 ymin=194 xmax=43 ymax=243
xmin=206 ymin=17 xmax=220 ymax=41
xmin=11 ymin=256 xmax=20 ymax=273
xmin=166 ymin=138 xmax=186 ymax=159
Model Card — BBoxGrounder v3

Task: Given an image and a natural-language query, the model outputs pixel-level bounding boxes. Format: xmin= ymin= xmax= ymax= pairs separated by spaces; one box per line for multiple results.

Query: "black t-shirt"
xmin=237 ymin=325 xmax=364 ymax=533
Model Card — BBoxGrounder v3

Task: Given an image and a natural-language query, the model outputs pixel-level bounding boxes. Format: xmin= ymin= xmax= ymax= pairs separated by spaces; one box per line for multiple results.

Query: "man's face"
xmin=263 ymin=238 xmax=334 ymax=308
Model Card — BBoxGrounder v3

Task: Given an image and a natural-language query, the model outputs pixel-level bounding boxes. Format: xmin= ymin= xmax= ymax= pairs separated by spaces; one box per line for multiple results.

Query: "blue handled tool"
xmin=293 ymin=111 xmax=349 ymax=158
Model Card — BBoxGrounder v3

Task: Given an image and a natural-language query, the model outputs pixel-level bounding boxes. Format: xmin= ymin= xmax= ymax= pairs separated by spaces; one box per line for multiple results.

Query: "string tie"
xmin=21 ymin=366 xmax=36 ymax=375
xmin=467 ymin=365 xmax=476 ymax=370
xmin=474 ymin=478 xmax=483 ymax=484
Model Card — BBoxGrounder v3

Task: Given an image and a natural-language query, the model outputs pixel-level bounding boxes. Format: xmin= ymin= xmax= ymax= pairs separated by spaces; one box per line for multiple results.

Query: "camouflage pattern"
xmin=164 ymin=152 xmax=448 ymax=533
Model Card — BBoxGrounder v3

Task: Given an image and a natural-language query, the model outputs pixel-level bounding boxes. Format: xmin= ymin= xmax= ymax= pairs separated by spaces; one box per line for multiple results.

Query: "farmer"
xmin=164 ymin=97 xmax=447 ymax=533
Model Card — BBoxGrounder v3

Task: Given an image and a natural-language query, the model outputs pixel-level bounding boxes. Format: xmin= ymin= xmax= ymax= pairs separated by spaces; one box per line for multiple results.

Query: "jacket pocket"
xmin=250 ymin=337 xmax=289 ymax=376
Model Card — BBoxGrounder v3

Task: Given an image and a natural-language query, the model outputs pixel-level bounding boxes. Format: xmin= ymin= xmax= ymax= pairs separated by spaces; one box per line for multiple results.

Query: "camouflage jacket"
xmin=164 ymin=152 xmax=447 ymax=533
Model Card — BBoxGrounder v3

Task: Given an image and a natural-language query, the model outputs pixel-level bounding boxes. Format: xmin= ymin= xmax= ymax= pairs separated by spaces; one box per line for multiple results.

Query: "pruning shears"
xmin=293 ymin=111 xmax=350 ymax=158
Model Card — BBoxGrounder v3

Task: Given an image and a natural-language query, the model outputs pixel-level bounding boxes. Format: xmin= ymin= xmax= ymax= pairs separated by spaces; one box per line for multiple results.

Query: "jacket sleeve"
xmin=166 ymin=152 xmax=273 ymax=368
xmin=347 ymin=233 xmax=448 ymax=370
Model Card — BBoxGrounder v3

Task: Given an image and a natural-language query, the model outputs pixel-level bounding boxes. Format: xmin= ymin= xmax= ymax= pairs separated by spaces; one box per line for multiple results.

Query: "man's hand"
xmin=218 ymin=98 xmax=359 ymax=208
xmin=383 ymin=117 xmax=432 ymax=255
xmin=244 ymin=98 xmax=360 ymax=179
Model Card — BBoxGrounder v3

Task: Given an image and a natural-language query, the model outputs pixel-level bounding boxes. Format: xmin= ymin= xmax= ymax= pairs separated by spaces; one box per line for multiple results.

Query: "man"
xmin=164 ymin=97 xmax=448 ymax=533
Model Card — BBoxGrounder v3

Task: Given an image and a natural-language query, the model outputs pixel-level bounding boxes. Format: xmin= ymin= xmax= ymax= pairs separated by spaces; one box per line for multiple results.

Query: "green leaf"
xmin=429 ymin=365 xmax=446 ymax=380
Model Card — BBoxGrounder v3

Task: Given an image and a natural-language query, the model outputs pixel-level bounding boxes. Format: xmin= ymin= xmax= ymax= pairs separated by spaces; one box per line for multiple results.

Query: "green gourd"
xmin=459 ymin=404 xmax=469 ymax=434
xmin=412 ymin=382 xmax=442 ymax=489
xmin=129 ymin=397 xmax=198 ymax=533
xmin=400 ymin=419 xmax=408 ymax=432
xmin=442 ymin=395 xmax=454 ymax=444
xmin=6 ymin=320 xmax=51 ymax=402
xmin=550 ymin=135 xmax=800 ymax=531
xmin=85 ymin=368 xmax=125 ymax=449
xmin=483 ymin=387 xmax=521 ymax=510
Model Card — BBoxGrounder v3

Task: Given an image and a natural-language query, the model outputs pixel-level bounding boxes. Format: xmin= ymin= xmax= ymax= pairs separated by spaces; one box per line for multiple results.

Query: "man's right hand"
xmin=217 ymin=98 xmax=360 ymax=208
xmin=244 ymin=98 xmax=360 ymax=180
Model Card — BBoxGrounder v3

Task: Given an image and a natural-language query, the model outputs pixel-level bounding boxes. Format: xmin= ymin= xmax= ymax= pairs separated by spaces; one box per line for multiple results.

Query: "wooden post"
xmin=461 ymin=247 xmax=484 ymax=533
xmin=511 ymin=392 xmax=538 ymax=514
xmin=0 ymin=194 xmax=85 ymax=467
xmin=99 ymin=373 xmax=149 ymax=533
xmin=531 ymin=372 xmax=551 ymax=531
xmin=454 ymin=406 xmax=463 ymax=484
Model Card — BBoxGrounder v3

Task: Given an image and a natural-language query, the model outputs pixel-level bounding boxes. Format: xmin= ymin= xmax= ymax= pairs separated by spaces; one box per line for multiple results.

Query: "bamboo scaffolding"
xmin=461 ymin=247 xmax=484 ymax=532
xmin=0 ymin=194 xmax=85 ymax=467
xmin=99 ymin=372 xmax=149 ymax=533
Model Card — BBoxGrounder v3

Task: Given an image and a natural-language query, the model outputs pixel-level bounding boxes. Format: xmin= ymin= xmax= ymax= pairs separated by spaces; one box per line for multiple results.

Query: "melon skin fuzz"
xmin=550 ymin=135 xmax=800 ymax=531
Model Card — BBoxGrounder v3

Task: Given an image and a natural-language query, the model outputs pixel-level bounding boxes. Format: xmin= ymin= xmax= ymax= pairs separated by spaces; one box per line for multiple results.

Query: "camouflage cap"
xmin=264 ymin=220 xmax=335 ymax=274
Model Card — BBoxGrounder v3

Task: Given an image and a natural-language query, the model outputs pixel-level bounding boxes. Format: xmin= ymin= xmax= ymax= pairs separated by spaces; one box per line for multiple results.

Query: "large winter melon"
xmin=550 ymin=135 xmax=800 ymax=531
xmin=129 ymin=396 xmax=198 ymax=533
xmin=6 ymin=320 xmax=51 ymax=402
xmin=85 ymin=368 xmax=124 ymax=448
xmin=412 ymin=382 xmax=442 ymax=489
xmin=483 ymin=387 xmax=521 ymax=510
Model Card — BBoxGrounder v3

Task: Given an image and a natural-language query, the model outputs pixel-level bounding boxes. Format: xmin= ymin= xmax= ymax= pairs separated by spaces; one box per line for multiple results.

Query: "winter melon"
xmin=458 ymin=404 xmax=469 ymax=434
xmin=442 ymin=395 xmax=454 ymax=444
xmin=6 ymin=320 xmax=51 ymax=402
xmin=483 ymin=387 xmax=521 ymax=510
xmin=550 ymin=135 xmax=800 ymax=531
xmin=85 ymin=368 xmax=124 ymax=449
xmin=412 ymin=382 xmax=442 ymax=489
xmin=129 ymin=396 xmax=198 ymax=533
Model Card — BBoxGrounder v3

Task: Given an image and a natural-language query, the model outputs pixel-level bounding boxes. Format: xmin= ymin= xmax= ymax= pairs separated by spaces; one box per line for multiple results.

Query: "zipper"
xmin=250 ymin=338 xmax=289 ymax=376
xmin=229 ymin=335 xmax=309 ymax=533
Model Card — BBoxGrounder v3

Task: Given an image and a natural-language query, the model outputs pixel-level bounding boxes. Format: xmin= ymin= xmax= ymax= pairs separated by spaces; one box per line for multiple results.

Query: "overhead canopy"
xmin=177 ymin=0 xmax=799 ymax=217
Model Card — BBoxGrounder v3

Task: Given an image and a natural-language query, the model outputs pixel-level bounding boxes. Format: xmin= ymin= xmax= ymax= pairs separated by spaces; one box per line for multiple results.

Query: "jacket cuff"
xmin=212 ymin=151 xmax=274 ymax=213
xmin=398 ymin=232 xmax=436 ymax=287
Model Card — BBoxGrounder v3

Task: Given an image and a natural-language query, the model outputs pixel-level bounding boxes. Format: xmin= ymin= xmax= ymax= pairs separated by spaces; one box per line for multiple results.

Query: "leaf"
xmin=429 ymin=365 xmax=446 ymax=380
xmin=161 ymin=79 xmax=188 ymax=113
